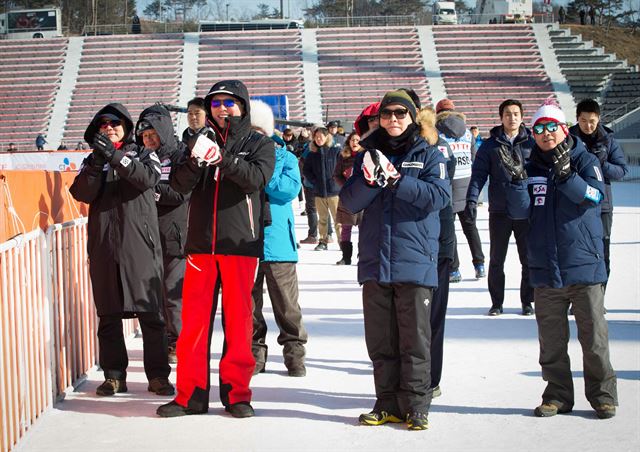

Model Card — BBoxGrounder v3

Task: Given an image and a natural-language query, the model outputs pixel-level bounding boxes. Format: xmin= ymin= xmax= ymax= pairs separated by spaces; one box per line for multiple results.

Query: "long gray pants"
xmin=534 ymin=284 xmax=617 ymax=410
xmin=363 ymin=281 xmax=433 ymax=416
xmin=252 ymin=262 xmax=307 ymax=369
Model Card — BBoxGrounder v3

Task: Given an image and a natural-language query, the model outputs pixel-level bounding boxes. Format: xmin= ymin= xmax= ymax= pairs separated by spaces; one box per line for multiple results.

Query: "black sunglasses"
xmin=211 ymin=99 xmax=237 ymax=108
xmin=379 ymin=109 xmax=409 ymax=120
xmin=532 ymin=122 xmax=562 ymax=135
xmin=98 ymin=119 xmax=122 ymax=128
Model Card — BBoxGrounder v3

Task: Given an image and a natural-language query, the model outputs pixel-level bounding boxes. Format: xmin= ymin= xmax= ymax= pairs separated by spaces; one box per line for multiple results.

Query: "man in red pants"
xmin=157 ymin=80 xmax=275 ymax=418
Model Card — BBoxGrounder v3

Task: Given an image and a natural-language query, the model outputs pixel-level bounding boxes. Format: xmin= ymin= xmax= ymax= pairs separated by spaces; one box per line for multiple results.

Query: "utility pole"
xmin=226 ymin=3 xmax=229 ymax=21
xmin=280 ymin=0 xmax=284 ymax=19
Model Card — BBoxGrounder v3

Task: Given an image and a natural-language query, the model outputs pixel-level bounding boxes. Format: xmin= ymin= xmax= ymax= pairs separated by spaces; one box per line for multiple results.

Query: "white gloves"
xmin=190 ymin=134 xmax=222 ymax=165
xmin=362 ymin=149 xmax=400 ymax=188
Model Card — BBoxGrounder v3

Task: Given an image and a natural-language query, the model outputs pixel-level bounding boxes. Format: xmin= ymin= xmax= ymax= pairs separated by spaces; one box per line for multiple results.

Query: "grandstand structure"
xmin=0 ymin=23 xmax=637 ymax=150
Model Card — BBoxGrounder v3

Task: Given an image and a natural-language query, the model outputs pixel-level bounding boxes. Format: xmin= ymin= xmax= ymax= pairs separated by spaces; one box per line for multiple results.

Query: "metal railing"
xmin=1 ymin=219 xmax=138 ymax=452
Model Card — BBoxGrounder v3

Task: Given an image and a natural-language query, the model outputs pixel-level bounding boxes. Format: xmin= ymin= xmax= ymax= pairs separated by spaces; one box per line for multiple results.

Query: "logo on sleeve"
xmin=120 ymin=156 xmax=131 ymax=167
xmin=534 ymin=196 xmax=545 ymax=206
xmin=439 ymin=162 xmax=446 ymax=179
xmin=437 ymin=145 xmax=449 ymax=158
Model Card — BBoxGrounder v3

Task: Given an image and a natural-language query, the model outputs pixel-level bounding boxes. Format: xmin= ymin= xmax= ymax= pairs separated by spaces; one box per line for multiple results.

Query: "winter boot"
xmin=336 ymin=241 xmax=353 ymax=265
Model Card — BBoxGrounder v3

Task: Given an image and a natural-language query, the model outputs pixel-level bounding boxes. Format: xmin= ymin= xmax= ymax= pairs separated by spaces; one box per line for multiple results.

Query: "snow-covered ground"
xmin=16 ymin=182 xmax=640 ymax=451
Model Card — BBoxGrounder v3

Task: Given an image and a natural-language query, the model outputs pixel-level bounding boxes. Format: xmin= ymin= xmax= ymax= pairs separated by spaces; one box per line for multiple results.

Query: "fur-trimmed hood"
xmin=416 ymin=108 xmax=440 ymax=146
xmin=309 ymin=132 xmax=334 ymax=152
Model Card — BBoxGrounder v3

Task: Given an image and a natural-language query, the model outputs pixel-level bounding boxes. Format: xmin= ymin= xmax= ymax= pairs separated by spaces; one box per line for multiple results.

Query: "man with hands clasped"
xmin=157 ymin=80 xmax=275 ymax=419
xmin=502 ymin=101 xmax=617 ymax=420
xmin=340 ymin=90 xmax=451 ymax=431
xmin=70 ymin=103 xmax=174 ymax=398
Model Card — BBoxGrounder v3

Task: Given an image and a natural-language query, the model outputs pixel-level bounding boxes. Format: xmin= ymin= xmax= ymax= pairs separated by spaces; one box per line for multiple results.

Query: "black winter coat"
xmin=70 ymin=103 xmax=164 ymax=316
xmin=170 ymin=104 xmax=275 ymax=257
xmin=303 ymin=135 xmax=341 ymax=198
xmin=136 ymin=105 xmax=190 ymax=258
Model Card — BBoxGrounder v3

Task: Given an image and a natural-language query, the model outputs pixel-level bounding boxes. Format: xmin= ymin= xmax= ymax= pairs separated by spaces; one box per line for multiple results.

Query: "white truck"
xmin=432 ymin=2 xmax=458 ymax=25
xmin=474 ymin=0 xmax=533 ymax=24
xmin=0 ymin=8 xmax=62 ymax=39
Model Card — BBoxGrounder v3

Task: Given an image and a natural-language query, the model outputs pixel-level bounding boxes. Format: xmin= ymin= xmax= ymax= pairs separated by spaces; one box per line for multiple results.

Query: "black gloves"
xmin=91 ymin=148 xmax=107 ymax=167
xmin=551 ymin=137 xmax=572 ymax=182
xmin=592 ymin=146 xmax=607 ymax=165
xmin=464 ymin=201 xmax=477 ymax=222
xmin=498 ymin=145 xmax=527 ymax=182
xmin=93 ymin=133 xmax=116 ymax=162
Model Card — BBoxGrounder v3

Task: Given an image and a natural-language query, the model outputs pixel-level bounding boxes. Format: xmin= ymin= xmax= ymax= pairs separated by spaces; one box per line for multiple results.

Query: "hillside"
xmin=562 ymin=24 xmax=640 ymax=67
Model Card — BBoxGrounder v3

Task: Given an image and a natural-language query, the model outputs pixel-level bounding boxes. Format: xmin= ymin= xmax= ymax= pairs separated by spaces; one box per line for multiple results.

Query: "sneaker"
xmin=157 ymin=400 xmax=208 ymax=417
xmin=287 ymin=365 xmax=306 ymax=377
xmin=432 ymin=386 xmax=442 ymax=398
xmin=314 ymin=242 xmax=328 ymax=251
xmin=488 ymin=306 xmax=503 ymax=316
xmin=595 ymin=404 xmax=616 ymax=419
xmin=474 ymin=264 xmax=486 ymax=278
xmin=358 ymin=410 xmax=403 ymax=426
xmin=168 ymin=345 xmax=177 ymax=364
xmin=299 ymin=236 xmax=318 ymax=244
xmin=253 ymin=362 xmax=266 ymax=376
xmin=534 ymin=402 xmax=571 ymax=417
xmin=335 ymin=258 xmax=351 ymax=265
xmin=449 ymin=270 xmax=462 ymax=283
xmin=148 ymin=377 xmax=175 ymax=396
xmin=96 ymin=378 xmax=127 ymax=396
xmin=300 ymin=210 xmax=307 ymax=216
xmin=522 ymin=304 xmax=535 ymax=316
xmin=406 ymin=411 xmax=429 ymax=430
xmin=225 ymin=401 xmax=255 ymax=418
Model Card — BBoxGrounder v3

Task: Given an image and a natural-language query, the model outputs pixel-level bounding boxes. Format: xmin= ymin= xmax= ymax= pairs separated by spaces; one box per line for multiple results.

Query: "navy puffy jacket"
xmin=339 ymin=135 xmax=451 ymax=288
xmin=517 ymin=137 xmax=607 ymax=288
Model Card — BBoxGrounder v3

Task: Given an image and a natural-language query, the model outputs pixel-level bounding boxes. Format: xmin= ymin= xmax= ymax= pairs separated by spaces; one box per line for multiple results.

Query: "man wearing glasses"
xmin=501 ymin=101 xmax=617 ymax=420
xmin=157 ymin=80 xmax=275 ymax=419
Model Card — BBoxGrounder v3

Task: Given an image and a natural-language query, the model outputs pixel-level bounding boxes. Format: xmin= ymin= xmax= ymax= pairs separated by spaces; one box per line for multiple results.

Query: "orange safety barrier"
xmin=0 ymin=170 xmax=89 ymax=243
xmin=1 ymin=222 xmax=139 ymax=452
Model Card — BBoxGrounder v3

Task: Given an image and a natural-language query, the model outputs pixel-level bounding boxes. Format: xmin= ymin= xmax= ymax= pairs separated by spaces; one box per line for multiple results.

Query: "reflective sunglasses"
xmin=211 ymin=99 xmax=237 ymax=108
xmin=367 ymin=116 xmax=378 ymax=123
xmin=98 ymin=119 xmax=122 ymax=128
xmin=379 ymin=109 xmax=409 ymax=120
xmin=532 ymin=121 xmax=561 ymax=135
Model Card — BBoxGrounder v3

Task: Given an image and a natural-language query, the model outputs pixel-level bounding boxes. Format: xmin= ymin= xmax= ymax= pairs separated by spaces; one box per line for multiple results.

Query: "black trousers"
xmin=97 ymin=312 xmax=170 ymax=381
xmin=430 ymin=257 xmax=451 ymax=389
xmin=488 ymin=213 xmax=534 ymax=308
xmin=162 ymin=255 xmax=185 ymax=346
xmin=303 ymin=186 xmax=332 ymax=238
xmin=363 ymin=281 xmax=433 ymax=415
xmin=252 ymin=262 xmax=307 ymax=368
xmin=452 ymin=209 xmax=485 ymax=271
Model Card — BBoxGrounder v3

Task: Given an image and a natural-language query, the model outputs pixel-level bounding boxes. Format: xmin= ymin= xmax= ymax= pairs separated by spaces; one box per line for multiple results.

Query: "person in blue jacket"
xmin=569 ymin=98 xmax=628 ymax=290
xmin=466 ymin=99 xmax=535 ymax=316
xmin=340 ymin=90 xmax=451 ymax=431
xmin=249 ymin=100 xmax=308 ymax=377
xmin=502 ymin=102 xmax=617 ymax=420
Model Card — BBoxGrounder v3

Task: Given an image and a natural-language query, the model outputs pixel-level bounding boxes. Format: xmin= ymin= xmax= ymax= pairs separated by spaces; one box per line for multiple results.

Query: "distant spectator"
xmin=35 ymin=134 xmax=47 ymax=151
xmin=588 ymin=6 xmax=596 ymax=25
xmin=76 ymin=141 xmax=87 ymax=150
xmin=579 ymin=8 xmax=586 ymax=25
xmin=326 ymin=120 xmax=345 ymax=147
xmin=57 ymin=141 xmax=68 ymax=151
xmin=470 ymin=126 xmax=483 ymax=149
xmin=131 ymin=14 xmax=141 ymax=34
xmin=6 ymin=143 xmax=18 ymax=152
xmin=558 ymin=6 xmax=566 ymax=24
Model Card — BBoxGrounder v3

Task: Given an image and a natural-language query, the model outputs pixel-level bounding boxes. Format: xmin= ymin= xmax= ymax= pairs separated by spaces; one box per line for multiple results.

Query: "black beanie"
xmin=379 ymin=90 xmax=417 ymax=121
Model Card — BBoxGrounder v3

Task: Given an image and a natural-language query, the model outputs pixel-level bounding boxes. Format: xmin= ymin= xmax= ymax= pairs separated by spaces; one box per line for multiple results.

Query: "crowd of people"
xmin=69 ymin=77 xmax=627 ymax=430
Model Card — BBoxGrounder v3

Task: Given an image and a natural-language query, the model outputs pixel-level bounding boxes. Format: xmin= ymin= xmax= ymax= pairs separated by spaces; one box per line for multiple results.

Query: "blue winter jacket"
xmin=517 ymin=137 xmax=607 ymax=288
xmin=467 ymin=125 xmax=534 ymax=219
xmin=263 ymin=146 xmax=302 ymax=262
xmin=569 ymin=123 xmax=628 ymax=213
xmin=340 ymin=132 xmax=451 ymax=288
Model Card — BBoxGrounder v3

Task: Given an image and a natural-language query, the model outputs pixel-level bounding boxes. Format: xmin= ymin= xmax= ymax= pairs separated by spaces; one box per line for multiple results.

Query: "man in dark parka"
xmin=70 ymin=103 xmax=173 ymax=397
